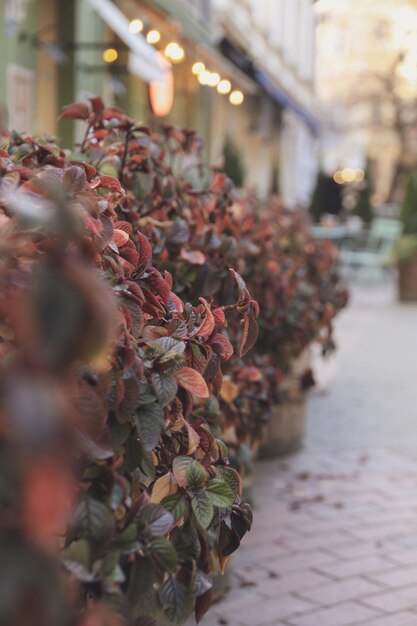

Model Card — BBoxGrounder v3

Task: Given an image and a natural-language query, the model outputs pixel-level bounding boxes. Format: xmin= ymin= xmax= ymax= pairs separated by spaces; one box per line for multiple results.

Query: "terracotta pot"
xmin=399 ymin=256 xmax=417 ymax=301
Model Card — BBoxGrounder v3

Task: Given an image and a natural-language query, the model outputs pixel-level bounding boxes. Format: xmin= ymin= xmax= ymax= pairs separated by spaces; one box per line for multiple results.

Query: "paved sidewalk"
xmin=201 ymin=283 xmax=417 ymax=626
xmin=204 ymin=449 xmax=417 ymax=626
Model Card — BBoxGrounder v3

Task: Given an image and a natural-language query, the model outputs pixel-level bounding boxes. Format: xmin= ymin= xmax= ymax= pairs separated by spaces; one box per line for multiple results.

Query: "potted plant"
xmin=394 ymin=168 xmax=417 ymax=301
xmin=0 ymin=99 xmax=260 ymax=626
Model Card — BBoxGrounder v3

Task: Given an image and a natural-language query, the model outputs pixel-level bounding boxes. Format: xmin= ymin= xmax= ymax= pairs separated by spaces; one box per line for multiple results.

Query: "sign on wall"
xmin=149 ymin=52 xmax=174 ymax=117
xmin=7 ymin=64 xmax=34 ymax=132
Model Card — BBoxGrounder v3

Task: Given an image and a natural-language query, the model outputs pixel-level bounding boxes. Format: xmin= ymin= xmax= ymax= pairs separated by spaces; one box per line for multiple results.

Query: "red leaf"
xmin=71 ymin=161 xmax=97 ymax=181
xmin=116 ymin=377 xmax=139 ymax=422
xmin=194 ymin=298 xmax=215 ymax=338
xmin=211 ymin=333 xmax=234 ymax=361
xmin=89 ymin=96 xmax=105 ymax=115
xmin=174 ymin=367 xmax=209 ymax=398
xmin=229 ymin=268 xmax=251 ymax=308
xmin=113 ymin=228 xmax=130 ymax=248
xmin=180 ymin=249 xmax=206 ymax=265
xmin=137 ymin=232 xmax=152 ymax=272
xmin=240 ymin=315 xmax=258 ymax=357
xmin=58 ymin=101 xmax=90 ymax=120
xmin=212 ymin=307 xmax=227 ymax=327
xmin=91 ymin=175 xmax=123 ymax=193
xmin=120 ymin=242 xmax=139 ymax=266
xmin=146 ymin=270 xmax=171 ymax=305
xmin=114 ymin=220 xmax=133 ymax=235
xmin=84 ymin=214 xmax=103 ymax=236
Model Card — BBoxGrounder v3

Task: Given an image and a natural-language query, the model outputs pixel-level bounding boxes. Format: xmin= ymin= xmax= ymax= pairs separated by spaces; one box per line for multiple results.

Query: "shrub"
xmin=400 ymin=168 xmax=417 ymax=235
xmin=222 ymin=136 xmax=245 ymax=188
xmin=352 ymin=166 xmax=373 ymax=225
xmin=0 ymin=100 xmax=258 ymax=626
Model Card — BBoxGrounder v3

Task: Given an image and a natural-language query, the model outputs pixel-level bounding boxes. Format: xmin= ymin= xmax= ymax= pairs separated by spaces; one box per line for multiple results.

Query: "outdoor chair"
xmin=339 ymin=217 xmax=402 ymax=271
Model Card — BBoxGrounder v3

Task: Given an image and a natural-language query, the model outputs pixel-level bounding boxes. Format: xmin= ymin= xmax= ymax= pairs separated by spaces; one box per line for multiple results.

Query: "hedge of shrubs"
xmin=0 ymin=98 xmax=347 ymax=626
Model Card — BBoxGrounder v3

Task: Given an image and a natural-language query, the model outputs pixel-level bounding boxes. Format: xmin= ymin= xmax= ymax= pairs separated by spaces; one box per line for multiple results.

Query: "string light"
xmin=129 ymin=19 xmax=144 ymax=34
xmin=198 ymin=70 xmax=212 ymax=85
xmin=229 ymin=90 xmax=244 ymax=105
xmin=192 ymin=62 xmax=205 ymax=75
xmin=164 ymin=42 xmax=185 ymax=63
xmin=217 ymin=79 xmax=231 ymax=94
xmin=103 ymin=47 xmax=118 ymax=63
xmin=146 ymin=30 xmax=161 ymax=44
xmin=207 ymin=72 xmax=220 ymax=87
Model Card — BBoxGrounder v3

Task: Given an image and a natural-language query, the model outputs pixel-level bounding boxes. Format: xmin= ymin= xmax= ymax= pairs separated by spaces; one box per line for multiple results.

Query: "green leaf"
xmin=161 ymin=493 xmax=189 ymax=523
xmin=113 ymin=524 xmax=143 ymax=554
xmin=192 ymin=571 xmax=213 ymax=598
xmin=127 ymin=556 xmax=163 ymax=618
xmin=138 ymin=381 xmax=157 ymax=405
xmin=172 ymin=520 xmax=201 ymax=560
xmin=61 ymin=539 xmax=95 ymax=582
xmin=151 ymin=537 xmax=178 ymax=572
xmin=138 ymin=503 xmax=174 ymax=537
xmin=185 ymin=460 xmax=207 ymax=491
xmin=135 ymin=402 xmax=164 ymax=451
xmin=123 ymin=437 xmax=144 ymax=473
xmin=172 ymin=455 xmax=193 ymax=488
xmin=151 ymin=372 xmax=178 ymax=407
xmin=191 ymin=493 xmax=214 ymax=530
xmin=68 ymin=495 xmax=114 ymax=545
xmin=159 ymin=576 xmax=194 ymax=624
xmin=148 ymin=337 xmax=186 ymax=361
xmin=217 ymin=466 xmax=242 ymax=497
xmin=206 ymin=479 xmax=235 ymax=508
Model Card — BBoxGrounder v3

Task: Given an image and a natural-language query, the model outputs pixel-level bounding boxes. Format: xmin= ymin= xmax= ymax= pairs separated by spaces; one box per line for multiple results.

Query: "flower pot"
xmin=257 ymin=395 xmax=306 ymax=459
xmin=258 ymin=349 xmax=310 ymax=459
xmin=398 ymin=255 xmax=417 ymax=301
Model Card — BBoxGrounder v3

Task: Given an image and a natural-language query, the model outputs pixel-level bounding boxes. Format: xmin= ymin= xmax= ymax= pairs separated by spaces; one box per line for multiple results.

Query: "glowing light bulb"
xmin=341 ymin=168 xmax=356 ymax=183
xmin=207 ymin=72 xmax=220 ymax=87
xmin=333 ymin=171 xmax=344 ymax=185
xmin=192 ymin=62 xmax=205 ymax=75
xmin=164 ymin=42 xmax=185 ymax=63
xmin=103 ymin=47 xmax=118 ymax=63
xmin=229 ymin=90 xmax=244 ymax=105
xmin=217 ymin=79 xmax=231 ymax=94
xmin=198 ymin=70 xmax=211 ymax=85
xmin=146 ymin=30 xmax=161 ymax=44
xmin=129 ymin=19 xmax=143 ymax=34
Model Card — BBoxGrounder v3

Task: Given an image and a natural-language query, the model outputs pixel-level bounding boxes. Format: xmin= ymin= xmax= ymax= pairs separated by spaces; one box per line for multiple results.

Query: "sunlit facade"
xmin=316 ymin=0 xmax=417 ymax=203
xmin=211 ymin=0 xmax=318 ymax=204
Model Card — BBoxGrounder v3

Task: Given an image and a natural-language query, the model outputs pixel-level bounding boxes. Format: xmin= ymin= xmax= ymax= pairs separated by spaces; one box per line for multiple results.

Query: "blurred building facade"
xmin=316 ymin=0 xmax=417 ymax=204
xmin=0 ymin=0 xmax=319 ymax=206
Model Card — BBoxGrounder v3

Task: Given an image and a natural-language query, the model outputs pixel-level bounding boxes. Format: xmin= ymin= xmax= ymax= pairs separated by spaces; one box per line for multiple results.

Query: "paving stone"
xmin=296 ymin=576 xmax=383 ymax=605
xmin=364 ymin=612 xmax=417 ymax=626
xmin=285 ymin=601 xmax=381 ymax=626
xmin=258 ymin=569 xmax=331 ymax=596
xmin=266 ymin=550 xmax=337 ymax=575
xmin=368 ymin=565 xmax=417 ymax=588
xmin=362 ymin=585 xmax=417 ymax=612
xmin=217 ymin=593 xmax=315 ymax=626
xmin=316 ymin=555 xmax=395 ymax=579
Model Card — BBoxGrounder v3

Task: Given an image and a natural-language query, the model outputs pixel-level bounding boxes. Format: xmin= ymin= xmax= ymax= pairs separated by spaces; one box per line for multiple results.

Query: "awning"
xmin=254 ymin=70 xmax=319 ymax=135
xmin=219 ymin=37 xmax=319 ymax=135
xmin=88 ymin=0 xmax=166 ymax=83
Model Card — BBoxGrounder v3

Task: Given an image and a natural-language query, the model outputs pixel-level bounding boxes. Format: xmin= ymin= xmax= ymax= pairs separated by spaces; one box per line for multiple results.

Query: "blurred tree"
xmin=352 ymin=165 xmax=374 ymax=224
xmin=222 ymin=136 xmax=245 ymax=188
xmin=400 ymin=167 xmax=417 ymax=234
xmin=309 ymin=171 xmax=327 ymax=222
